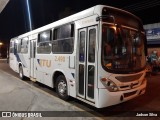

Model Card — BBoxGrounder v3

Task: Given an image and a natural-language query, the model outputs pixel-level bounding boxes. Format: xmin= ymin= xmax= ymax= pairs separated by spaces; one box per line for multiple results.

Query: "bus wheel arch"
xmin=53 ymin=71 xmax=69 ymax=100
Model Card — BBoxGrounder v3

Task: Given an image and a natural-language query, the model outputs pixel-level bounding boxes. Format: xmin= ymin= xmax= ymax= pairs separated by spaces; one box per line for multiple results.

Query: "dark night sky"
xmin=0 ymin=0 xmax=160 ymax=43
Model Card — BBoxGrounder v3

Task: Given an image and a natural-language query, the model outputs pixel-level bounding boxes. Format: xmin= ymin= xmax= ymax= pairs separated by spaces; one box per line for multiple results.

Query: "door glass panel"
xmin=30 ymin=41 xmax=33 ymax=58
xmin=87 ymin=65 xmax=94 ymax=99
xmin=79 ymin=64 xmax=84 ymax=95
xmin=79 ymin=31 xmax=85 ymax=62
xmin=33 ymin=41 xmax=36 ymax=58
xmin=88 ymin=29 xmax=96 ymax=62
xmin=30 ymin=41 xmax=36 ymax=58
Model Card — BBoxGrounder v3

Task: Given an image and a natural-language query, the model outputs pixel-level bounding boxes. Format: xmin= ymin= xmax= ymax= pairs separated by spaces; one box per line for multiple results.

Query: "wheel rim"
xmin=58 ymin=80 xmax=67 ymax=96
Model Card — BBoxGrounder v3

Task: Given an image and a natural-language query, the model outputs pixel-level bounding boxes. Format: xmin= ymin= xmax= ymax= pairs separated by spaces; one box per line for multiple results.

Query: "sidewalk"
xmin=0 ymin=69 xmax=99 ymax=120
xmin=0 ymin=58 xmax=8 ymax=63
xmin=0 ymin=58 xmax=7 ymax=60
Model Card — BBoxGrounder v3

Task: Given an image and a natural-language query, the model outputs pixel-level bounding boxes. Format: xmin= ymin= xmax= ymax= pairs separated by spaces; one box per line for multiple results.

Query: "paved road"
xmin=0 ymin=59 xmax=160 ymax=119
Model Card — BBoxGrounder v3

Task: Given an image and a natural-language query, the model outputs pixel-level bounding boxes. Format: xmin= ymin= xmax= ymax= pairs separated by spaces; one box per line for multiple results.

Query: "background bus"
xmin=9 ymin=5 xmax=147 ymax=108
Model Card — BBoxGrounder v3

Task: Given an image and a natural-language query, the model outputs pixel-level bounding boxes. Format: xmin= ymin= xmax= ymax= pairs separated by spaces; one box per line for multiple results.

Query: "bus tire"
xmin=19 ymin=65 xmax=24 ymax=80
xmin=56 ymin=75 xmax=69 ymax=100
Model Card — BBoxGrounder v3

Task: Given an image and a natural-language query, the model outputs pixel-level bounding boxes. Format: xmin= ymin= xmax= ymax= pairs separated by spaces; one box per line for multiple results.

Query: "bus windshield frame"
xmin=102 ymin=23 xmax=146 ymax=74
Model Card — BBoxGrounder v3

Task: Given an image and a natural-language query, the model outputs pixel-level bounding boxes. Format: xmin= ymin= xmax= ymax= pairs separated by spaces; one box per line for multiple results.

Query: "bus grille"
xmin=115 ymin=73 xmax=143 ymax=82
xmin=124 ymin=91 xmax=137 ymax=98
xmin=119 ymin=82 xmax=139 ymax=90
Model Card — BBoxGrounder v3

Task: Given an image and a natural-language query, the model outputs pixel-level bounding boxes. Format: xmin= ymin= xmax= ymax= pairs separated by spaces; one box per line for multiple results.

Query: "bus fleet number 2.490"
xmin=55 ymin=56 xmax=65 ymax=62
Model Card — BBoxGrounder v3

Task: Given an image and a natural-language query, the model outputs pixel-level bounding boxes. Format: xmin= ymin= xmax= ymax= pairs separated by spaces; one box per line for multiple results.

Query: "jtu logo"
xmin=37 ymin=59 xmax=51 ymax=68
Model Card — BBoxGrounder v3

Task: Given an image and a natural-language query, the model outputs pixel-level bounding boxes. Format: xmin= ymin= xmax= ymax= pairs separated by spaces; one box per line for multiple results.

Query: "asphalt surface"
xmin=0 ymin=59 xmax=160 ymax=120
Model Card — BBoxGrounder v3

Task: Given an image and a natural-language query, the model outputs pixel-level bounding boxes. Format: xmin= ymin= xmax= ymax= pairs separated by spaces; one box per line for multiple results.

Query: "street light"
xmin=0 ymin=42 xmax=3 ymax=58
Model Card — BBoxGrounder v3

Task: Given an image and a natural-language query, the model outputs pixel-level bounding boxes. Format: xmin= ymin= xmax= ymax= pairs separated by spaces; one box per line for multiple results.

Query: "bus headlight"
xmin=101 ymin=78 xmax=119 ymax=92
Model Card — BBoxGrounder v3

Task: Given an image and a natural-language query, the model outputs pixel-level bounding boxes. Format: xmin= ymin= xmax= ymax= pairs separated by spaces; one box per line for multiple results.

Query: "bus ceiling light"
xmin=101 ymin=77 xmax=118 ymax=92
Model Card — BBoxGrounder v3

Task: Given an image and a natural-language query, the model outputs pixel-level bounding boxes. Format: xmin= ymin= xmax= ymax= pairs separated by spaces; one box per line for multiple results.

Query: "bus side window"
xmin=10 ymin=41 xmax=14 ymax=53
xmin=20 ymin=37 xmax=29 ymax=54
xmin=37 ymin=30 xmax=52 ymax=54
xmin=52 ymin=24 xmax=74 ymax=53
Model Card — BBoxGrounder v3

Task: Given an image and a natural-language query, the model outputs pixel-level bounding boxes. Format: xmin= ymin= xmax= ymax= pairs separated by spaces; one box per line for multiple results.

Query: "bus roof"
xmin=17 ymin=5 xmax=141 ymax=39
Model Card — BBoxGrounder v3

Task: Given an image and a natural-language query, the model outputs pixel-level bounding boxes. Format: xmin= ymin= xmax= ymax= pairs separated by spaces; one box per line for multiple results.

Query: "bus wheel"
xmin=56 ymin=75 xmax=69 ymax=100
xmin=19 ymin=66 xmax=24 ymax=80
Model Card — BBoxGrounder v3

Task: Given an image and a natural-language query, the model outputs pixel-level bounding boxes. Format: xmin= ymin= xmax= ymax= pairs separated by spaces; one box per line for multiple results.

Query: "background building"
xmin=144 ymin=23 xmax=160 ymax=71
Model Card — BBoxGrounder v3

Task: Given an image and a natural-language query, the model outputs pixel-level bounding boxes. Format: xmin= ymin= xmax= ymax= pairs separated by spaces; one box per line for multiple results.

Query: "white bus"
xmin=9 ymin=5 xmax=147 ymax=108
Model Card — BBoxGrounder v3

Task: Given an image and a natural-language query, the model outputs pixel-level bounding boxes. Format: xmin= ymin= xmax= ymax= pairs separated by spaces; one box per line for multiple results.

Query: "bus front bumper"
xmin=97 ymin=78 xmax=147 ymax=108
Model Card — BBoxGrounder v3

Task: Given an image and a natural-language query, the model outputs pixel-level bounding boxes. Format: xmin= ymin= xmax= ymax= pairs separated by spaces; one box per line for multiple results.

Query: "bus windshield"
xmin=102 ymin=24 xmax=146 ymax=73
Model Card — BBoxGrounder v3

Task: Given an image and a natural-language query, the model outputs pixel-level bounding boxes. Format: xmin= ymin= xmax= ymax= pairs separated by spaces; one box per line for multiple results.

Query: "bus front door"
xmin=78 ymin=26 xmax=97 ymax=102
